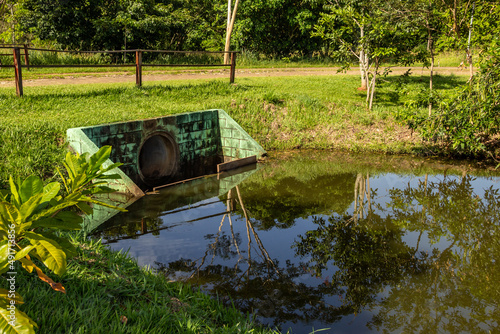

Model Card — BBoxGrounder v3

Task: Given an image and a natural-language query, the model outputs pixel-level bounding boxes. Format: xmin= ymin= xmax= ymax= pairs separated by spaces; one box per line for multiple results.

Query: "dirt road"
xmin=1 ymin=66 xmax=469 ymax=87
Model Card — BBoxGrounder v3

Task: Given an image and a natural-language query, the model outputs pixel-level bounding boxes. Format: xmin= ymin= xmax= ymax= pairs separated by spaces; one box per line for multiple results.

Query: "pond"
xmin=93 ymin=151 xmax=500 ymax=333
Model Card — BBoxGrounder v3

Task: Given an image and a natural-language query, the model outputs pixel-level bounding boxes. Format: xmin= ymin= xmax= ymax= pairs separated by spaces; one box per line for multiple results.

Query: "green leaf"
xmin=42 ymin=182 xmax=60 ymax=203
xmin=29 ymin=192 xmax=81 ymax=222
xmin=83 ymin=186 xmax=116 ymax=195
xmin=80 ymin=196 xmax=127 ymax=212
xmin=32 ymin=211 xmax=82 ymax=230
xmin=19 ymin=194 xmax=44 ymax=223
xmin=37 ymin=231 xmax=77 ymax=258
xmin=0 ymin=202 xmax=20 ymax=226
xmin=72 ymin=172 xmax=89 ymax=190
xmin=76 ymin=202 xmax=93 ymax=215
xmin=96 ymin=173 xmax=122 ymax=180
xmin=0 ymin=240 xmax=11 ymax=274
xmin=0 ymin=289 xmax=24 ymax=307
xmin=0 ymin=306 xmax=37 ymax=334
xmin=24 ymin=232 xmax=67 ymax=276
xmin=98 ymin=162 xmax=123 ymax=175
xmin=56 ymin=167 xmax=69 ymax=194
xmin=89 ymin=146 xmax=112 ymax=174
xmin=8 ymin=177 xmax=21 ymax=208
xmin=63 ymin=152 xmax=78 ymax=181
xmin=19 ymin=176 xmax=43 ymax=204
xmin=0 ymin=190 xmax=8 ymax=201
xmin=18 ymin=258 xmax=34 ymax=274
xmin=13 ymin=245 xmax=36 ymax=262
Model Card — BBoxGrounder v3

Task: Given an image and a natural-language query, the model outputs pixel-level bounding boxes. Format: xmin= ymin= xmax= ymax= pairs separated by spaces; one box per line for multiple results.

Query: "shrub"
xmin=0 ymin=146 xmax=124 ymax=333
xmin=401 ymin=40 xmax=500 ymax=158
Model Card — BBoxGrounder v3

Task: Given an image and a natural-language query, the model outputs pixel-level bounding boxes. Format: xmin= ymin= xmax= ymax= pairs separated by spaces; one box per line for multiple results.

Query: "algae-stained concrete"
xmin=67 ymin=109 xmax=266 ymax=196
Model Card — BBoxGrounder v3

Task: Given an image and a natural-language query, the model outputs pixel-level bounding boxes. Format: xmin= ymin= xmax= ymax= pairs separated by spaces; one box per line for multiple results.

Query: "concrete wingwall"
xmin=67 ymin=109 xmax=266 ymax=196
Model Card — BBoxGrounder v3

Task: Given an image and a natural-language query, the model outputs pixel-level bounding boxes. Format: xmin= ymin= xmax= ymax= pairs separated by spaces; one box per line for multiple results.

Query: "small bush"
xmin=400 ymin=40 xmax=500 ymax=158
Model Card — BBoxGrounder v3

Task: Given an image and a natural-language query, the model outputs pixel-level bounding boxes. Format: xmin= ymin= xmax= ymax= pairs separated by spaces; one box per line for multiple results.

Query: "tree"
xmin=401 ymin=39 xmax=500 ymax=158
xmin=223 ymin=0 xmax=240 ymax=64
xmin=313 ymin=0 xmax=427 ymax=110
xmin=17 ymin=0 xmax=223 ymax=52
xmin=0 ymin=0 xmax=20 ymax=43
xmin=312 ymin=0 xmax=373 ymax=89
xmin=386 ymin=0 xmax=445 ymax=115
xmin=233 ymin=0 xmax=325 ymax=58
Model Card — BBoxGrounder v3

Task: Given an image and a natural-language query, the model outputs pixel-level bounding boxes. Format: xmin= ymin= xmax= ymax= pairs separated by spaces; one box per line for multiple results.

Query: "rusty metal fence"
xmin=0 ymin=45 xmax=238 ymax=97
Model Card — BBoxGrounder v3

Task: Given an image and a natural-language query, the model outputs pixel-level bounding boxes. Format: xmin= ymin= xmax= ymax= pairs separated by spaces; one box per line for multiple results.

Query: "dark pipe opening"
xmin=138 ymin=133 xmax=178 ymax=186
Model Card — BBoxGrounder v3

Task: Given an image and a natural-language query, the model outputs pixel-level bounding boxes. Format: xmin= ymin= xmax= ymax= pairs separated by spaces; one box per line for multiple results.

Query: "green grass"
xmin=1 ymin=234 xmax=278 ymax=334
xmin=0 ymin=74 xmax=469 ymax=186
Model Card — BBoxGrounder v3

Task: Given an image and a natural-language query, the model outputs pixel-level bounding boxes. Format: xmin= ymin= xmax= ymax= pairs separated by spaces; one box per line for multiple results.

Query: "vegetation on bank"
xmin=0 ymin=73 xmax=471 ymax=186
xmin=397 ymin=41 xmax=500 ymax=160
xmin=0 ymin=146 xmax=127 ymax=332
xmin=3 ymin=234 xmax=277 ymax=333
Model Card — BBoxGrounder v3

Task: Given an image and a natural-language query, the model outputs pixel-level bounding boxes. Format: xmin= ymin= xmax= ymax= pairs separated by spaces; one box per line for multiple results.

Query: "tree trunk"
xmin=227 ymin=0 xmax=232 ymax=30
xmin=368 ymin=65 xmax=377 ymax=110
xmin=360 ymin=51 xmax=368 ymax=90
xmin=429 ymin=37 xmax=434 ymax=117
xmin=224 ymin=0 xmax=232 ymax=64
xmin=10 ymin=4 xmax=15 ymax=43
xmin=365 ymin=70 xmax=371 ymax=105
xmin=359 ymin=26 xmax=368 ymax=90
xmin=224 ymin=0 xmax=240 ymax=65
xmin=452 ymin=0 xmax=459 ymax=39
xmin=427 ymin=10 xmax=434 ymax=117
xmin=467 ymin=1 xmax=475 ymax=80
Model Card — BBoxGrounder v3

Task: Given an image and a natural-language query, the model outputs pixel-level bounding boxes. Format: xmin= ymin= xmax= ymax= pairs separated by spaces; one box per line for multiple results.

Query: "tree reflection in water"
xmin=155 ymin=186 xmax=354 ymax=326
xmin=368 ymin=174 xmax=500 ymax=333
xmin=153 ymin=173 xmax=499 ymax=332
xmin=296 ymin=174 xmax=499 ymax=333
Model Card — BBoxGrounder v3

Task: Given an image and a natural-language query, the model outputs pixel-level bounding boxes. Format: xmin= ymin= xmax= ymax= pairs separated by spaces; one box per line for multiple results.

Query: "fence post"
xmin=229 ymin=52 xmax=236 ymax=84
xmin=23 ymin=44 xmax=30 ymax=70
xmin=13 ymin=48 xmax=23 ymax=97
xmin=136 ymin=50 xmax=142 ymax=87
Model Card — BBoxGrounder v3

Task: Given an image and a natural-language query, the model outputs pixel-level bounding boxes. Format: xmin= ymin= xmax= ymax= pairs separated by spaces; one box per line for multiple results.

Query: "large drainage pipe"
xmin=138 ymin=132 xmax=179 ymax=187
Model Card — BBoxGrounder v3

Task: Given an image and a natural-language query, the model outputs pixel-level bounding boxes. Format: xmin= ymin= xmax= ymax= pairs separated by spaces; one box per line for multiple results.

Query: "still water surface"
xmin=94 ymin=152 xmax=499 ymax=333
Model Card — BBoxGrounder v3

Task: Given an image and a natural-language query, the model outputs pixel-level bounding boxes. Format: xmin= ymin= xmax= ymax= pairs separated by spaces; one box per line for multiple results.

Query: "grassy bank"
xmin=0 ymin=74 xmax=468 ymax=185
xmin=1 ymin=234 xmax=276 ymax=334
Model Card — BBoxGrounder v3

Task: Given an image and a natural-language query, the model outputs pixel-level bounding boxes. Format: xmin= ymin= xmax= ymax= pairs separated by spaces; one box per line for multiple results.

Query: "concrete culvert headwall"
xmin=66 ymin=109 xmax=266 ymax=196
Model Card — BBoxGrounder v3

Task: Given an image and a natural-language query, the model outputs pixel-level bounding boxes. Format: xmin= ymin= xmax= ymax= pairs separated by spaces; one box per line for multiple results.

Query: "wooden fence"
xmin=0 ymin=45 xmax=238 ymax=97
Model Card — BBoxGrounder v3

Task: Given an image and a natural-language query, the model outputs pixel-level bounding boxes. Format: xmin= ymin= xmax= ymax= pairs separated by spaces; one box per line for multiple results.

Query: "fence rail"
xmin=0 ymin=46 xmax=238 ymax=97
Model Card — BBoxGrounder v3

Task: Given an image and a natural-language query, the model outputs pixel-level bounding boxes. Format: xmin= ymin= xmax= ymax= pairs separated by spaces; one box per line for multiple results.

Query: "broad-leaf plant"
xmin=0 ymin=146 xmax=125 ymax=333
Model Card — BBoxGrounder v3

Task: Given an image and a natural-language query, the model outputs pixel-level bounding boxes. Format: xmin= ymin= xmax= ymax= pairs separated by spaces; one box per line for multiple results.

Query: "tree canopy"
xmin=0 ymin=0 xmax=495 ymax=58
